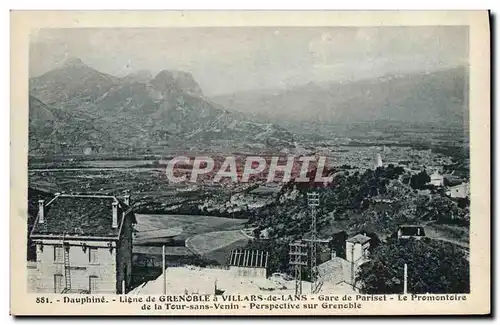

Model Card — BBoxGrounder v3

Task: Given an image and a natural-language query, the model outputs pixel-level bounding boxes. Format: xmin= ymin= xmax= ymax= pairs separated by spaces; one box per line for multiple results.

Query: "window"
xmin=54 ymin=246 xmax=63 ymax=263
xmin=89 ymin=248 xmax=98 ymax=264
xmin=362 ymin=246 xmax=369 ymax=258
xmin=54 ymin=274 xmax=63 ymax=293
xmin=88 ymin=276 xmax=98 ymax=293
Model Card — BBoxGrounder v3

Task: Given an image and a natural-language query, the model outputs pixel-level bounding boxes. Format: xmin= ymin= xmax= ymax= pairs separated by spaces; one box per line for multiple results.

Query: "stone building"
xmin=317 ymin=233 xmax=372 ymax=292
xmin=29 ymin=194 xmax=136 ymax=294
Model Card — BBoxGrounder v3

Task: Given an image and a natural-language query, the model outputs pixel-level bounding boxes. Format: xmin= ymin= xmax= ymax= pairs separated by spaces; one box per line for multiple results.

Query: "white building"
xmin=446 ymin=183 xmax=470 ymax=199
xmin=429 ymin=170 xmax=444 ymax=187
xmin=346 ymin=234 xmax=371 ymax=265
xmin=375 ymin=153 xmax=383 ymax=169
xmin=29 ymin=194 xmax=136 ymax=294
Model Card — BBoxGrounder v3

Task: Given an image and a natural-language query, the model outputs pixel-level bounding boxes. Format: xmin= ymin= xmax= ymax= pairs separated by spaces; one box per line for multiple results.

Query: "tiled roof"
xmin=27 ymin=187 xmax=53 ymax=217
xmin=346 ymin=234 xmax=371 ymax=244
xmin=30 ymin=194 xmax=135 ymax=239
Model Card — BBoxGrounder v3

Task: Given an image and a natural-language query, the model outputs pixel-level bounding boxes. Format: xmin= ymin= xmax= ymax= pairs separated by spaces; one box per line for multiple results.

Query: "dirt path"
xmin=186 ymin=230 xmax=249 ymax=256
xmin=424 ymin=223 xmax=469 ymax=249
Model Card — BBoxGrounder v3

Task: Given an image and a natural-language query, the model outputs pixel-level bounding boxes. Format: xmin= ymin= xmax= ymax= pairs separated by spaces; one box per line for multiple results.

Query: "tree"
xmin=356 ymin=239 xmax=469 ymax=294
xmin=245 ymin=239 xmax=290 ymax=275
xmin=417 ymin=195 xmax=468 ymax=225
xmin=253 ymin=227 xmax=262 ymax=239
xmin=410 ymin=171 xmax=431 ymax=189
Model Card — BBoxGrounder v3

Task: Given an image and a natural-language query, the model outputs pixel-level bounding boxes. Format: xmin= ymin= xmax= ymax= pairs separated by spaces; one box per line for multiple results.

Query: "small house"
xmin=346 ymin=234 xmax=371 ymax=265
xmin=397 ymin=225 xmax=426 ymax=240
xmin=446 ymin=183 xmax=470 ymax=199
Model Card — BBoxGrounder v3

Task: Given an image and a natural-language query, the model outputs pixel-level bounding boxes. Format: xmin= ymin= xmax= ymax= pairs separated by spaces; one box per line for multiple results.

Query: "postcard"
xmin=10 ymin=10 xmax=490 ymax=316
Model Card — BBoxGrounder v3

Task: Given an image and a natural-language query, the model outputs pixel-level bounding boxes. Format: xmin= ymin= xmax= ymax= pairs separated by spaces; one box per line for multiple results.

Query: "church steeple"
xmin=375 ymin=153 xmax=383 ymax=168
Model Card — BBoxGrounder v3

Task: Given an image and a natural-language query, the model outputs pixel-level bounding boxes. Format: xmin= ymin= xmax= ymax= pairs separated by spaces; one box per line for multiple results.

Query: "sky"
xmin=29 ymin=27 xmax=468 ymax=96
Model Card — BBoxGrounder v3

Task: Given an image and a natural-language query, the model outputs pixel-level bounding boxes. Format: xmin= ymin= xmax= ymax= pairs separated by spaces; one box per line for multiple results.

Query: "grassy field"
xmin=202 ymin=238 xmax=250 ymax=265
xmin=28 ymin=169 xmax=172 ymax=195
xmin=135 ymin=214 xmax=247 ymax=242
xmin=186 ymin=230 xmax=249 ymax=256
xmin=424 ymin=223 xmax=469 ymax=248
xmin=28 ymin=168 xmax=244 ymax=215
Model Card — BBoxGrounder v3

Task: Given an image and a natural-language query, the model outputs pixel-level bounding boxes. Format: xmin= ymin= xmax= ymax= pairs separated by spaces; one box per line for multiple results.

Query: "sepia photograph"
xmin=10 ymin=10 xmax=490 ymax=316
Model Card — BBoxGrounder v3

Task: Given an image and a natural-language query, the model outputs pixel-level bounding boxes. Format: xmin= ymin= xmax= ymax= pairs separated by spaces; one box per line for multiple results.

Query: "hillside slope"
xmin=213 ymin=67 xmax=469 ymax=126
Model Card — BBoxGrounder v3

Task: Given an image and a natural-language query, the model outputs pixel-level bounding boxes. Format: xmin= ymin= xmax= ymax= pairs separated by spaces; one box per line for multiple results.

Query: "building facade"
xmin=429 ymin=170 xmax=445 ymax=187
xmin=29 ymin=194 xmax=136 ymax=294
xmin=446 ymin=182 xmax=470 ymax=199
xmin=346 ymin=234 xmax=371 ymax=265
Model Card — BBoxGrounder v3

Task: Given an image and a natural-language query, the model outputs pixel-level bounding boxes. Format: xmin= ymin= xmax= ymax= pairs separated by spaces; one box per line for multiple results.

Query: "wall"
xmin=32 ymin=239 xmax=117 ymax=294
xmin=229 ymin=266 xmax=266 ymax=278
xmin=449 ymin=184 xmax=469 ymax=198
xmin=318 ymin=258 xmax=351 ymax=285
xmin=27 ymin=261 xmax=38 ymax=293
xmin=115 ymin=214 xmax=134 ymax=293
xmin=346 ymin=242 xmax=370 ymax=264
xmin=430 ymin=176 xmax=444 ymax=187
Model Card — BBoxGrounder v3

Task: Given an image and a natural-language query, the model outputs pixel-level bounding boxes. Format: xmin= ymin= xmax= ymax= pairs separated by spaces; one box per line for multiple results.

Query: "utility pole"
xmin=307 ymin=192 xmax=320 ymax=293
xmin=403 ymin=263 xmax=408 ymax=294
xmin=289 ymin=240 xmax=308 ymax=295
xmin=350 ymin=244 xmax=355 ymax=289
xmin=162 ymin=245 xmax=167 ymax=295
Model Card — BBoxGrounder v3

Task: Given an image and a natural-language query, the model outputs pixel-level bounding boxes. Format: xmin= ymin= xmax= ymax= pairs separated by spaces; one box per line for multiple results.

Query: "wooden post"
xmin=403 ymin=263 xmax=408 ymax=294
xmin=243 ymin=250 xmax=248 ymax=266
xmin=350 ymin=245 xmax=354 ymax=288
xmin=162 ymin=245 xmax=167 ymax=295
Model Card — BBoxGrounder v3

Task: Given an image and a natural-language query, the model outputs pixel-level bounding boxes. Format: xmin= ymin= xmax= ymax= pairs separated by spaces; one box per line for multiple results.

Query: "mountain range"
xmin=212 ymin=66 xmax=469 ymax=126
xmin=28 ymin=59 xmax=468 ymax=157
xmin=28 ymin=58 xmax=294 ymax=156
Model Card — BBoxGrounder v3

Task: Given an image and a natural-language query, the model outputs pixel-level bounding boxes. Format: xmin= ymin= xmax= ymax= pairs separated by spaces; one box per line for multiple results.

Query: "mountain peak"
xmin=62 ymin=57 xmax=87 ymax=68
xmin=151 ymin=70 xmax=203 ymax=96
xmin=124 ymin=70 xmax=153 ymax=83
xmin=30 ymin=57 xmax=120 ymax=105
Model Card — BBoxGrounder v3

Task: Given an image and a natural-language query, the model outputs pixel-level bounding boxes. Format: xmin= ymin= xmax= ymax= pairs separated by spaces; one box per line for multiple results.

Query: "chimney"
xmin=38 ymin=200 xmax=45 ymax=224
xmin=112 ymin=201 xmax=118 ymax=228
xmin=123 ymin=195 xmax=130 ymax=206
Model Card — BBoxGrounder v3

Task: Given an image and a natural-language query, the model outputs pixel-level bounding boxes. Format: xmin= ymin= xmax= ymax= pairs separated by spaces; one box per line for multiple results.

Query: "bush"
xmin=356 ymin=239 xmax=469 ymax=294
